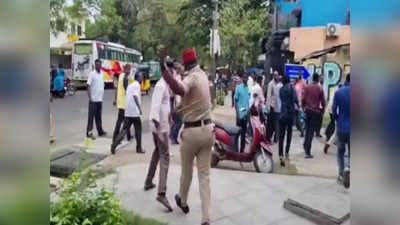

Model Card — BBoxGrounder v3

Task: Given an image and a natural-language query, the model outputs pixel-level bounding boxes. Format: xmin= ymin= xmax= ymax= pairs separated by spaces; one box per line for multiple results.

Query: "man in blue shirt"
xmin=332 ymin=73 xmax=350 ymax=188
xmin=234 ymin=72 xmax=250 ymax=152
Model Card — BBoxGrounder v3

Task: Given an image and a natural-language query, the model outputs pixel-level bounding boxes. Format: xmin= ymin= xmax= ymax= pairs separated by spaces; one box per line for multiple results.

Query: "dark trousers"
xmin=239 ymin=116 xmax=248 ymax=152
xmin=145 ymin=132 xmax=170 ymax=194
xmin=113 ymin=117 xmax=142 ymax=151
xmin=303 ymin=110 xmax=322 ymax=155
xmin=279 ymin=118 xmax=293 ymax=157
xmin=170 ymin=114 xmax=183 ymax=142
xmin=86 ymin=101 xmax=104 ymax=136
xmin=294 ymin=110 xmax=304 ymax=135
xmin=232 ymin=89 xmax=235 ymax=108
xmin=337 ymin=132 xmax=350 ymax=175
xmin=112 ymin=109 xmax=131 ymax=141
xmin=267 ymin=111 xmax=280 ymax=142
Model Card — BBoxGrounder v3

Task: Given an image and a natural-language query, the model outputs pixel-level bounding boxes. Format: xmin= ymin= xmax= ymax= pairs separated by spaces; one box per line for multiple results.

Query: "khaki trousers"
xmin=179 ymin=124 xmax=215 ymax=224
xmin=50 ymin=113 xmax=55 ymax=141
xmin=145 ymin=132 xmax=170 ymax=194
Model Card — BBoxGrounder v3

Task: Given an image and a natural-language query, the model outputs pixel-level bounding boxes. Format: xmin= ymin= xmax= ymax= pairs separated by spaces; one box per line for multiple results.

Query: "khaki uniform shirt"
xmin=178 ymin=65 xmax=212 ymax=122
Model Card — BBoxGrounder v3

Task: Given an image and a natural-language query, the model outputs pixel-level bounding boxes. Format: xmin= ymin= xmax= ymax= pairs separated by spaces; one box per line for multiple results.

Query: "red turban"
xmin=182 ymin=48 xmax=197 ymax=64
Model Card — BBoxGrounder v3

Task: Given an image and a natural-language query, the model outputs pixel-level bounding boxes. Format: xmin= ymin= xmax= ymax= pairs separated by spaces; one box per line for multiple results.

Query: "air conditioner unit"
xmin=326 ymin=23 xmax=340 ymax=37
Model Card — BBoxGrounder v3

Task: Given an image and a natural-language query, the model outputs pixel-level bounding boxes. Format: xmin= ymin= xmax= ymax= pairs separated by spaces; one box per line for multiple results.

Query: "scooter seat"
xmin=214 ymin=122 xmax=241 ymax=135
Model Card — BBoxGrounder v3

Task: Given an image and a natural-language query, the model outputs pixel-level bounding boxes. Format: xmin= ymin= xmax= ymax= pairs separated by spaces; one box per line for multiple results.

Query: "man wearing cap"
xmin=158 ymin=46 xmax=214 ymax=225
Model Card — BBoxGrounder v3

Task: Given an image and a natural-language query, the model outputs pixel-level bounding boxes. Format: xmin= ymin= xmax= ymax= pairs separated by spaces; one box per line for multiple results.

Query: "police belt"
xmin=184 ymin=119 xmax=212 ymax=129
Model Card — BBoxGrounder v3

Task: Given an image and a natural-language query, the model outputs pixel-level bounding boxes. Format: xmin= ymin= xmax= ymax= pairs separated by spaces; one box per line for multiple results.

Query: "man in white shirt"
xmin=247 ymin=73 xmax=255 ymax=91
xmin=249 ymin=75 xmax=265 ymax=108
xmin=144 ymin=76 xmax=173 ymax=212
xmin=266 ymin=71 xmax=283 ymax=143
xmin=111 ymin=72 xmax=145 ymax=154
xmin=86 ymin=59 xmax=106 ymax=139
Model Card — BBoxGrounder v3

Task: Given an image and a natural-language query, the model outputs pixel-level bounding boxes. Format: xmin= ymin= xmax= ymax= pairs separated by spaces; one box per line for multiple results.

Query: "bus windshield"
xmin=74 ymin=43 xmax=92 ymax=55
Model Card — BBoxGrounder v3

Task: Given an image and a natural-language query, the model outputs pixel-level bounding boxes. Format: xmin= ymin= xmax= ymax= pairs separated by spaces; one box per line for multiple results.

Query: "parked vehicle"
xmin=212 ymin=114 xmax=274 ymax=173
xmin=72 ymin=40 xmax=142 ymax=87
xmin=65 ymin=78 xmax=76 ymax=96
xmin=139 ymin=61 xmax=161 ymax=85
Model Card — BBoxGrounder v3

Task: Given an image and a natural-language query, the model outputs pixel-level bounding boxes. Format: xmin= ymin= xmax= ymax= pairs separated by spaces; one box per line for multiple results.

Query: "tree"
xmin=219 ymin=0 xmax=269 ymax=70
xmin=50 ymin=0 xmax=67 ymax=34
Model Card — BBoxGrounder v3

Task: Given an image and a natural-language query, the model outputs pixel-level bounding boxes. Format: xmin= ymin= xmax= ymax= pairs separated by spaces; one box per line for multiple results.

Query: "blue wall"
xmin=276 ymin=0 xmax=350 ymax=27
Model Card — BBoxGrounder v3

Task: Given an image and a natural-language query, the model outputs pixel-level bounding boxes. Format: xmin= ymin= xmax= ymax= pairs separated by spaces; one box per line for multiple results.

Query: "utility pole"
xmin=211 ymin=0 xmax=219 ymax=108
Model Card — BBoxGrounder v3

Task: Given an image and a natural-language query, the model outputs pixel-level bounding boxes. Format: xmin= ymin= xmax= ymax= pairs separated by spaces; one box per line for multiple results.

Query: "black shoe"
xmin=305 ymin=154 xmax=314 ymax=159
xmin=87 ymin=133 xmax=96 ymax=140
xmin=280 ymin=158 xmax=285 ymax=167
xmin=110 ymin=143 xmax=117 ymax=155
xmin=157 ymin=194 xmax=173 ymax=212
xmin=137 ymin=148 xmax=145 ymax=154
xmin=98 ymin=131 xmax=107 ymax=137
xmin=300 ymin=133 xmax=304 ymax=138
xmin=316 ymin=134 xmax=323 ymax=138
xmin=201 ymin=223 xmax=210 ymax=225
xmin=323 ymin=144 xmax=330 ymax=154
xmin=144 ymin=183 xmax=156 ymax=191
xmin=175 ymin=194 xmax=189 ymax=214
xmin=343 ymin=170 xmax=350 ymax=189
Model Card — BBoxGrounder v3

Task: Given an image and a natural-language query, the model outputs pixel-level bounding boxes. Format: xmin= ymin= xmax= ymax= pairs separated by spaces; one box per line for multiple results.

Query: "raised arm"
xmin=158 ymin=45 xmax=185 ymax=96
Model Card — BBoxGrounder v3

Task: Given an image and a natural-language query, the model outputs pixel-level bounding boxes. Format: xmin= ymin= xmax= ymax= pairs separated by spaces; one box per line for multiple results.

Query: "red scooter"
xmin=212 ymin=112 xmax=274 ymax=173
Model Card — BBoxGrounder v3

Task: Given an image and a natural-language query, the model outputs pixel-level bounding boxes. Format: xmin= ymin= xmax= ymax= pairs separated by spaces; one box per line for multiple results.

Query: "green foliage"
xmin=50 ymin=171 xmax=165 ymax=225
xmin=219 ymin=0 xmax=269 ymax=69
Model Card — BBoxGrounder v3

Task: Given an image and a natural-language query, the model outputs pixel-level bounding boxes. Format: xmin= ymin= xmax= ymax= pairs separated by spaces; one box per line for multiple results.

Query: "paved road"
xmin=50 ymin=88 xmax=153 ymax=149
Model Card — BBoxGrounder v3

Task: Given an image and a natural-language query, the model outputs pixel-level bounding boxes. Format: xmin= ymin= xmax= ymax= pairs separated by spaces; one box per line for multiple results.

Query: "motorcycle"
xmin=65 ymin=78 xmax=76 ymax=96
xmin=212 ymin=112 xmax=274 ymax=173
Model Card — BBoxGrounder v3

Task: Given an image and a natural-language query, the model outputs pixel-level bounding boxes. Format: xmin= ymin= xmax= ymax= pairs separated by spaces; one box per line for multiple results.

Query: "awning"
xmin=300 ymin=44 xmax=349 ymax=61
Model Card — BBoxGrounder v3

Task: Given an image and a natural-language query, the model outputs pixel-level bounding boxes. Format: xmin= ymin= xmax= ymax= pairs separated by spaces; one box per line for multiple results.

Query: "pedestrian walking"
xmin=158 ymin=46 xmax=214 ymax=225
xmin=294 ymin=72 xmax=306 ymax=137
xmin=278 ymin=75 xmax=300 ymax=167
xmin=111 ymin=64 xmax=133 ymax=150
xmin=50 ymin=113 xmax=55 ymax=144
xmin=323 ymin=83 xmax=344 ymax=153
xmin=86 ymin=59 xmax=107 ymax=140
xmin=315 ymin=76 xmax=325 ymax=138
xmin=110 ymin=72 xmax=145 ymax=154
xmin=231 ymin=72 xmax=241 ymax=108
xmin=234 ymin=72 xmax=251 ymax=152
xmin=169 ymin=60 xmax=184 ymax=145
xmin=302 ymin=73 xmax=326 ymax=158
xmin=332 ymin=74 xmax=350 ymax=188
xmin=144 ymin=75 xmax=173 ymax=212
xmin=249 ymin=75 xmax=265 ymax=123
xmin=266 ymin=71 xmax=283 ymax=143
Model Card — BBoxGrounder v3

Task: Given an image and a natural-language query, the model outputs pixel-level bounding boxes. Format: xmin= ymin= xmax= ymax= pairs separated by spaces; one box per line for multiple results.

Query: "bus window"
xmin=98 ymin=47 xmax=106 ymax=59
xmin=75 ymin=43 xmax=92 ymax=55
xmin=111 ymin=51 xmax=117 ymax=60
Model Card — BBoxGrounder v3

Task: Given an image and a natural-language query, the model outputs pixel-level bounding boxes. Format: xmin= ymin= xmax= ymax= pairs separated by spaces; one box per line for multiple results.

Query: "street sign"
xmin=285 ymin=64 xmax=310 ymax=82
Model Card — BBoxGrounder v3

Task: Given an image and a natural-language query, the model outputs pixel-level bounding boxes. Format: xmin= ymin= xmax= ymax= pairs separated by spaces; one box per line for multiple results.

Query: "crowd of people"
xmin=231 ymin=69 xmax=350 ymax=188
xmin=76 ymin=46 xmax=350 ymax=225
xmin=83 ymin=47 xmax=213 ymax=225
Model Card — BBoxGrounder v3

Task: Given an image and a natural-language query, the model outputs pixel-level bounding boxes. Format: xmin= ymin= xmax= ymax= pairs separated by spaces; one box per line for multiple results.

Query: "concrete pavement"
xmin=51 ymin=89 xmax=350 ymax=225
xmin=96 ymin=163 xmax=348 ymax=225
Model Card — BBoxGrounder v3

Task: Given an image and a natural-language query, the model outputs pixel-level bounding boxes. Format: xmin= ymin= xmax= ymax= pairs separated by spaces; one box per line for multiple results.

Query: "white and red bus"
xmin=72 ymin=40 xmax=142 ymax=87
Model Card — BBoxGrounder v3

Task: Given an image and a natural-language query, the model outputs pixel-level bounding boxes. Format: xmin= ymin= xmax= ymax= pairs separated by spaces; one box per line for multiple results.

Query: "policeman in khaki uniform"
xmin=158 ymin=46 xmax=214 ymax=225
